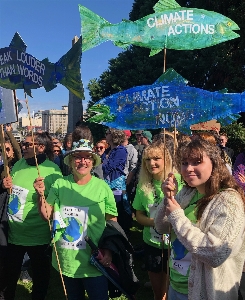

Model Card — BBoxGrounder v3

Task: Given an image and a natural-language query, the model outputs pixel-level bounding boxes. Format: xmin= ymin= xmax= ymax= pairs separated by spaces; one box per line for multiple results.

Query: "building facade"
xmin=19 ymin=115 xmax=42 ymax=131
xmin=42 ymin=106 xmax=68 ymax=134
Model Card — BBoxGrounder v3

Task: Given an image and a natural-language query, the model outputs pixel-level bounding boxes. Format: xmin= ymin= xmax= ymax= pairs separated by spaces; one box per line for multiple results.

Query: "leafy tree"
xmin=220 ymin=122 xmax=245 ymax=157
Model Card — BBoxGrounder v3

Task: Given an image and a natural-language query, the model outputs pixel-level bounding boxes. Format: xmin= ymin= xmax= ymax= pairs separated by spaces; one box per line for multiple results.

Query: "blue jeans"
xmin=168 ymin=285 xmax=188 ymax=300
xmin=63 ymin=275 xmax=109 ymax=300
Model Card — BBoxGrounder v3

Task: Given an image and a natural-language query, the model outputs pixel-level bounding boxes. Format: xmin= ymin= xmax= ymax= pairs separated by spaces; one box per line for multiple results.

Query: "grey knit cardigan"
xmin=155 ymin=187 xmax=245 ymax=300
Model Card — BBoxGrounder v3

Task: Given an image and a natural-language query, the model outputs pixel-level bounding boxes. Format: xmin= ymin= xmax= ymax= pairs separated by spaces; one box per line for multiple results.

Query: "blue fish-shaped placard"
xmin=87 ymin=69 xmax=245 ymax=132
xmin=0 ymin=32 xmax=84 ymax=98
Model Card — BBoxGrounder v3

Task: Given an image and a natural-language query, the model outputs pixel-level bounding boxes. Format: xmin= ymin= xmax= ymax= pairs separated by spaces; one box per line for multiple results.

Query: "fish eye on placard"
xmin=227 ymin=21 xmax=232 ymax=27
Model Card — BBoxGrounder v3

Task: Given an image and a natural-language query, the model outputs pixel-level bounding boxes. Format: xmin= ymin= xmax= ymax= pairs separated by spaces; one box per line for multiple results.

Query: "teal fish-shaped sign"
xmin=79 ymin=0 xmax=240 ymax=56
xmin=0 ymin=32 xmax=84 ymax=98
xmin=87 ymin=69 xmax=245 ymax=133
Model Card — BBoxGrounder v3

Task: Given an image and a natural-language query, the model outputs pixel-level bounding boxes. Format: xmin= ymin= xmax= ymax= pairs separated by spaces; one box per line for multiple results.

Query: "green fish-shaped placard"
xmin=79 ymin=0 xmax=240 ymax=56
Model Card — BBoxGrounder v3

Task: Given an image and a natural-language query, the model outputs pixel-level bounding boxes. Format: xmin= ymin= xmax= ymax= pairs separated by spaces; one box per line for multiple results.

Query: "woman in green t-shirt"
xmin=34 ymin=139 xmax=118 ymax=300
xmin=2 ymin=132 xmax=62 ymax=300
xmin=155 ymin=138 xmax=245 ymax=300
xmin=133 ymin=140 xmax=182 ymax=300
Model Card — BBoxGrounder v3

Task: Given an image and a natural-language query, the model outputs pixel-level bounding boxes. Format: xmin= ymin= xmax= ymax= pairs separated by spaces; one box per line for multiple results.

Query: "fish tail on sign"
xmin=57 ymin=36 xmax=84 ymax=99
xmin=79 ymin=5 xmax=110 ymax=52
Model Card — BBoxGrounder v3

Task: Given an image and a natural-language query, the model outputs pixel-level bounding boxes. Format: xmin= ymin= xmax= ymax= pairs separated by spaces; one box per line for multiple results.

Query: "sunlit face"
xmin=22 ymin=136 xmax=44 ymax=159
xmin=95 ymin=143 xmax=105 ymax=156
xmin=5 ymin=142 xmax=14 ymax=159
xmin=181 ymin=151 xmax=213 ymax=193
xmin=219 ymin=135 xmax=227 ymax=147
xmin=71 ymin=151 xmax=94 ymax=179
xmin=144 ymin=150 xmax=165 ymax=180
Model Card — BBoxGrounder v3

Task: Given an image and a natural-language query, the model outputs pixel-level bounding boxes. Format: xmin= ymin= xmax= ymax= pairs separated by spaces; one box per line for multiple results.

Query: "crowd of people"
xmin=0 ymin=124 xmax=245 ymax=300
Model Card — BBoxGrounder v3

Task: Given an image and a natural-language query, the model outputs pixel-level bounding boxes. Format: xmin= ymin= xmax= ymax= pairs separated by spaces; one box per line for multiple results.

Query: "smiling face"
xmin=144 ymin=149 xmax=165 ymax=180
xmin=181 ymin=151 xmax=213 ymax=194
xmin=219 ymin=135 xmax=227 ymax=147
xmin=70 ymin=151 xmax=94 ymax=181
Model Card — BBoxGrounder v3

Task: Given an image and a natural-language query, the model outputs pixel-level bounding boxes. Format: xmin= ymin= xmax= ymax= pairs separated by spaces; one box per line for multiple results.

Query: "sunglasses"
xmin=105 ymin=131 xmax=111 ymax=135
xmin=0 ymin=147 xmax=10 ymax=152
xmin=72 ymin=155 xmax=93 ymax=162
xmin=22 ymin=142 xmax=37 ymax=148
xmin=53 ymin=141 xmax=59 ymax=144
xmin=53 ymin=149 xmax=61 ymax=153
xmin=96 ymin=146 xmax=104 ymax=150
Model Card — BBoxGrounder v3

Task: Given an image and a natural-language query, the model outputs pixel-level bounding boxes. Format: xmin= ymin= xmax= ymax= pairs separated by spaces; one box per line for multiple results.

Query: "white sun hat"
xmin=63 ymin=139 xmax=101 ymax=167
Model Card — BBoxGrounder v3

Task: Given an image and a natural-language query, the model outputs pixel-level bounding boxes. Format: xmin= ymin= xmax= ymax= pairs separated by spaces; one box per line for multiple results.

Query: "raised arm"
xmin=5 ymin=128 xmax=22 ymax=160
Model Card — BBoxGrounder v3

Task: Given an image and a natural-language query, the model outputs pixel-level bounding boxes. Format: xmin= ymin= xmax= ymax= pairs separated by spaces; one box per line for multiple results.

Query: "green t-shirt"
xmin=170 ymin=190 xmax=203 ymax=294
xmin=132 ymin=173 xmax=184 ymax=249
xmin=8 ymin=158 xmax=62 ymax=246
xmin=46 ymin=175 xmax=118 ymax=278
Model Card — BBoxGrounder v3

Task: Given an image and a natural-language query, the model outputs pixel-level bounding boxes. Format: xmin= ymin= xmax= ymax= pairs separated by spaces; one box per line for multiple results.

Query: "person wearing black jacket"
xmin=219 ymin=133 xmax=234 ymax=160
xmin=98 ymin=220 xmax=140 ymax=299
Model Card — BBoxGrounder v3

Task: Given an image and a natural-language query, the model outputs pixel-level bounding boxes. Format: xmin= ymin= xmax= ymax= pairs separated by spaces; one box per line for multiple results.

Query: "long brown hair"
xmin=176 ymin=139 xmax=245 ymax=219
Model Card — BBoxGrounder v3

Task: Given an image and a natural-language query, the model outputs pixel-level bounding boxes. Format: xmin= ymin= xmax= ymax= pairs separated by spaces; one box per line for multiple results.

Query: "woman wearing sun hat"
xmin=34 ymin=139 xmax=118 ymax=300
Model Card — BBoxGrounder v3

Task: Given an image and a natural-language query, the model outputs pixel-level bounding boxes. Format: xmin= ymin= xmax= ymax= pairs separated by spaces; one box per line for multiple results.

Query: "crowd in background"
xmin=0 ymin=123 xmax=245 ymax=300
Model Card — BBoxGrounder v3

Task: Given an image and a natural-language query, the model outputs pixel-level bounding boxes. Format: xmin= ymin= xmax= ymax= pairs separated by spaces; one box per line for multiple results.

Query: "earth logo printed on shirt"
xmin=62 ymin=217 xmax=83 ymax=242
xmin=57 ymin=206 xmax=89 ymax=250
xmin=8 ymin=194 xmax=21 ymax=215
xmin=171 ymin=238 xmax=192 ymax=276
xmin=172 ymin=238 xmax=187 ymax=260
xmin=7 ymin=185 xmax=29 ymax=222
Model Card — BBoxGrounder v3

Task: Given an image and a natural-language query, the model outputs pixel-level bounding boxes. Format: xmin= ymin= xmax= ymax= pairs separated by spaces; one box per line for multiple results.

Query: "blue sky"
xmin=0 ymin=0 xmax=134 ymax=116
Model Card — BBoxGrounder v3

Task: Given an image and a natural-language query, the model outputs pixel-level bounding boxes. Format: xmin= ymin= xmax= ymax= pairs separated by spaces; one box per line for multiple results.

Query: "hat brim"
xmin=63 ymin=147 xmax=101 ymax=167
xmin=142 ymin=134 xmax=152 ymax=143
